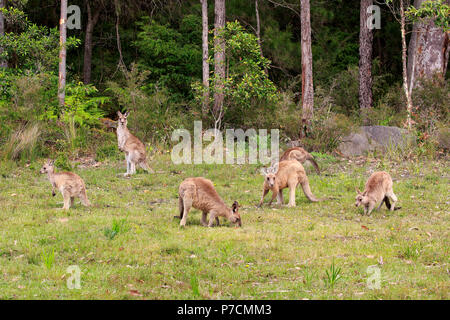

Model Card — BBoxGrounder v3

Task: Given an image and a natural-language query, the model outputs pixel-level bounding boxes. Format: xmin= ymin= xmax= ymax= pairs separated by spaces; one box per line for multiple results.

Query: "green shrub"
xmin=54 ymin=153 xmax=72 ymax=171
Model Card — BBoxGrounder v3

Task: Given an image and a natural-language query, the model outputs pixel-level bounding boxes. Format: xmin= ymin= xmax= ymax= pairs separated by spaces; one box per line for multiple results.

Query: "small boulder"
xmin=338 ymin=126 xmax=415 ymax=157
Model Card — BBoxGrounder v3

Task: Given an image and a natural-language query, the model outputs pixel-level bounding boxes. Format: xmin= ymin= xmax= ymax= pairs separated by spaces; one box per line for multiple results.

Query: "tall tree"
xmin=0 ymin=0 xmax=6 ymax=68
xmin=300 ymin=0 xmax=314 ymax=137
xmin=58 ymin=0 xmax=68 ymax=107
xmin=407 ymin=0 xmax=450 ymax=93
xmin=201 ymin=0 xmax=209 ymax=119
xmin=213 ymin=0 xmax=226 ymax=128
xmin=255 ymin=0 xmax=267 ymax=74
xmin=83 ymin=0 xmax=101 ymax=84
xmin=359 ymin=0 xmax=374 ymax=119
xmin=400 ymin=0 xmax=414 ymax=129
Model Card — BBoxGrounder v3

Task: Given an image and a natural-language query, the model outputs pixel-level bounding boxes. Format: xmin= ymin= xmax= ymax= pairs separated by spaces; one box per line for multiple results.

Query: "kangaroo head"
xmin=117 ymin=110 xmax=130 ymax=128
xmin=355 ymin=187 xmax=368 ymax=207
xmin=260 ymin=163 xmax=279 ymax=188
xmin=229 ymin=201 xmax=242 ymax=227
xmin=40 ymin=160 xmax=55 ymax=174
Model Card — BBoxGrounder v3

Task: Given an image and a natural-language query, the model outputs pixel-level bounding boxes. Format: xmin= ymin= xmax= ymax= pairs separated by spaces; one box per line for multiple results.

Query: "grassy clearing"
xmin=0 ymin=154 xmax=448 ymax=299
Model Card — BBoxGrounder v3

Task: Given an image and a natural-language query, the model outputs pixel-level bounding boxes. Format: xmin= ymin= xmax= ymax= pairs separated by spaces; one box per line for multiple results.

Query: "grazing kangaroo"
xmin=258 ymin=160 xmax=321 ymax=208
xmin=116 ymin=111 xmax=153 ymax=176
xmin=178 ymin=177 xmax=242 ymax=227
xmin=40 ymin=160 xmax=91 ymax=210
xmin=355 ymin=171 xmax=399 ymax=215
xmin=280 ymin=147 xmax=320 ymax=175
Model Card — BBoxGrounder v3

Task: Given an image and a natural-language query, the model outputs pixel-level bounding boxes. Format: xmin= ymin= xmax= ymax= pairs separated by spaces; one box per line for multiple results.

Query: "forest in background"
xmin=0 ymin=0 xmax=448 ymax=165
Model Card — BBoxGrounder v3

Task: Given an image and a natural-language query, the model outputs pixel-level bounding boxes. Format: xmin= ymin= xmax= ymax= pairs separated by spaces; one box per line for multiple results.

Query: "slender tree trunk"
xmin=201 ymin=0 xmax=210 ymax=120
xmin=58 ymin=0 xmax=68 ymax=107
xmin=300 ymin=0 xmax=314 ymax=138
xmin=213 ymin=0 xmax=226 ymax=128
xmin=83 ymin=1 xmax=100 ymax=84
xmin=114 ymin=0 xmax=125 ymax=71
xmin=400 ymin=0 xmax=413 ymax=129
xmin=407 ymin=0 xmax=450 ymax=93
xmin=359 ymin=0 xmax=374 ymax=121
xmin=0 ymin=0 xmax=7 ymax=68
xmin=255 ymin=0 xmax=267 ymax=74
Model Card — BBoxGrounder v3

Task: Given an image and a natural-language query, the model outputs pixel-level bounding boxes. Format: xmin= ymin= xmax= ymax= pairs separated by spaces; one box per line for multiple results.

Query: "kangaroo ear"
xmin=124 ymin=110 xmax=130 ymax=117
xmin=260 ymin=168 xmax=267 ymax=176
xmin=48 ymin=159 xmax=55 ymax=166
xmin=232 ymin=201 xmax=239 ymax=212
xmin=117 ymin=111 xmax=123 ymax=117
xmin=355 ymin=187 xmax=361 ymax=194
xmin=271 ymin=162 xmax=279 ymax=174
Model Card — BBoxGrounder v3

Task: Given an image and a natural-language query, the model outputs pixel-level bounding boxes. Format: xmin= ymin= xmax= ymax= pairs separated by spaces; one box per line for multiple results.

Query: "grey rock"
xmin=338 ymin=126 xmax=416 ymax=157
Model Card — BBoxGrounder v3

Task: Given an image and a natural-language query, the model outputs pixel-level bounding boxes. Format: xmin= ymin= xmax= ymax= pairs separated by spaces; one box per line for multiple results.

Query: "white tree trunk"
xmin=400 ymin=0 xmax=413 ymax=129
xmin=58 ymin=0 xmax=68 ymax=107
xmin=300 ymin=0 xmax=314 ymax=137
xmin=201 ymin=0 xmax=210 ymax=119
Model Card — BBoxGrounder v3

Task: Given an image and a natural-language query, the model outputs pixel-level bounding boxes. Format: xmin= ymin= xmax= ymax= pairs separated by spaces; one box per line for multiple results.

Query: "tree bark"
xmin=58 ymin=0 xmax=68 ymax=107
xmin=400 ymin=0 xmax=413 ymax=129
xmin=300 ymin=0 xmax=314 ymax=137
xmin=83 ymin=1 xmax=101 ymax=84
xmin=359 ymin=0 xmax=374 ymax=120
xmin=255 ymin=0 xmax=267 ymax=74
xmin=0 ymin=0 xmax=7 ymax=68
xmin=407 ymin=0 xmax=450 ymax=93
xmin=213 ymin=0 xmax=226 ymax=127
xmin=201 ymin=0 xmax=210 ymax=120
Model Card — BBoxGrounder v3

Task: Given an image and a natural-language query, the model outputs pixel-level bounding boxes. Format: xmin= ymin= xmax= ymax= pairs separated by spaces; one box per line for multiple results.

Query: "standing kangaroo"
xmin=355 ymin=171 xmax=399 ymax=215
xmin=280 ymin=147 xmax=320 ymax=175
xmin=40 ymin=160 xmax=91 ymax=210
xmin=258 ymin=160 xmax=321 ymax=208
xmin=178 ymin=177 xmax=242 ymax=227
xmin=116 ymin=111 xmax=153 ymax=176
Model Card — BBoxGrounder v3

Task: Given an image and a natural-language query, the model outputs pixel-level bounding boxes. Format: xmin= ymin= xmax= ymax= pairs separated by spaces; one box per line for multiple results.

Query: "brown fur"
xmin=280 ymin=147 xmax=320 ymax=174
xmin=116 ymin=111 xmax=153 ymax=176
xmin=258 ymin=160 xmax=320 ymax=208
xmin=178 ymin=177 xmax=241 ymax=227
xmin=40 ymin=160 xmax=91 ymax=210
xmin=355 ymin=171 xmax=398 ymax=215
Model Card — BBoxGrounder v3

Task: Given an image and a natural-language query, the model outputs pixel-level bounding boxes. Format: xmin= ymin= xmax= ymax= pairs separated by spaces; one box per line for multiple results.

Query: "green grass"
xmin=0 ymin=155 xmax=448 ymax=299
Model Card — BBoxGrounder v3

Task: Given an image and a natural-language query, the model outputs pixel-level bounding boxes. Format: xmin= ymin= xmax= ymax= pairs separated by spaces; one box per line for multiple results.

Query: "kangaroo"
xmin=355 ymin=171 xmax=399 ymax=215
xmin=258 ymin=160 xmax=321 ymax=208
xmin=280 ymin=147 xmax=320 ymax=175
xmin=116 ymin=110 xmax=153 ymax=176
xmin=178 ymin=177 xmax=242 ymax=227
xmin=40 ymin=160 xmax=91 ymax=210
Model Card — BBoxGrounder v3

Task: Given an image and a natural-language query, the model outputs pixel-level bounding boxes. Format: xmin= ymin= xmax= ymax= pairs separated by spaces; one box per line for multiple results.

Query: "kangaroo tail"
xmin=306 ymin=154 xmax=320 ymax=175
xmin=301 ymin=178 xmax=320 ymax=202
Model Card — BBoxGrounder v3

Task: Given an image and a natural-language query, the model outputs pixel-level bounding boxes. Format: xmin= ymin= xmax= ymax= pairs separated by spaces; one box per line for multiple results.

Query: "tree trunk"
xmin=213 ymin=0 xmax=226 ymax=128
xmin=201 ymin=0 xmax=210 ymax=120
xmin=58 ymin=0 xmax=68 ymax=107
xmin=407 ymin=0 xmax=450 ymax=93
xmin=255 ymin=0 xmax=267 ymax=74
xmin=359 ymin=0 xmax=374 ymax=120
xmin=300 ymin=0 xmax=314 ymax=138
xmin=83 ymin=1 xmax=100 ymax=84
xmin=0 ymin=0 xmax=7 ymax=68
xmin=400 ymin=0 xmax=413 ymax=129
